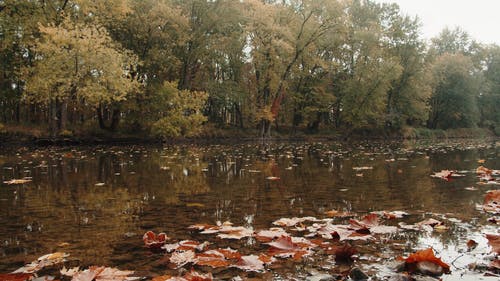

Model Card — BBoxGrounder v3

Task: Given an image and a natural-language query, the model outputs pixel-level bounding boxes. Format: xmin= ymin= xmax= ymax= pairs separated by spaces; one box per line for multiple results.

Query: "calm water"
xmin=0 ymin=140 xmax=498 ymax=280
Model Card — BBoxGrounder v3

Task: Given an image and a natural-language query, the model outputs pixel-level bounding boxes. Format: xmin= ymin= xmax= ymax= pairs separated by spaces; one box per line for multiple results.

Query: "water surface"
xmin=0 ymin=140 xmax=498 ymax=280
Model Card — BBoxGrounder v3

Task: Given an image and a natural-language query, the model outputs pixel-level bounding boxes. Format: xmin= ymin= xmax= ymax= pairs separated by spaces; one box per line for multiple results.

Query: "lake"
xmin=0 ymin=140 xmax=498 ymax=280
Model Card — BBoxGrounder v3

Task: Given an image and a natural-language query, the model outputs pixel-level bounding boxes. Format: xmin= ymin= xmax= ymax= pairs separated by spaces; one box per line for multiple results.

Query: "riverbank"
xmin=0 ymin=123 xmax=497 ymax=147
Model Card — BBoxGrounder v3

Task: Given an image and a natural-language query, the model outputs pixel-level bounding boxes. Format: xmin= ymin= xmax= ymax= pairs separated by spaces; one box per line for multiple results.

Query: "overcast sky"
xmin=373 ymin=0 xmax=500 ymax=45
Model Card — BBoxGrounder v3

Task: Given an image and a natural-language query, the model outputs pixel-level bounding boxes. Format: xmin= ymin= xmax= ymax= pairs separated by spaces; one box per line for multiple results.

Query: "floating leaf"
xmin=331 ymin=244 xmax=357 ymax=263
xmin=273 ymin=217 xmax=318 ymax=227
xmin=255 ymin=228 xmax=289 ymax=242
xmin=60 ymin=266 xmax=79 ymax=277
xmin=3 ymin=179 xmax=32 ymax=185
xmin=483 ymin=190 xmax=500 ymax=214
xmin=430 ymin=170 xmax=454 ymax=181
xmin=466 ymin=239 xmax=478 ymax=251
xmin=0 ymin=273 xmax=33 ymax=281
xmin=267 ymin=236 xmax=312 ymax=261
xmin=486 ymin=234 xmax=500 ymax=254
xmin=169 ymin=250 xmax=196 ymax=268
xmin=143 ymin=231 xmax=168 ymax=249
xmin=195 ymin=250 xmax=231 ymax=268
xmin=13 ymin=252 xmax=69 ymax=274
xmin=71 ymin=266 xmax=137 ymax=281
xmin=233 ymin=255 xmax=265 ymax=272
xmin=401 ymin=248 xmax=450 ymax=275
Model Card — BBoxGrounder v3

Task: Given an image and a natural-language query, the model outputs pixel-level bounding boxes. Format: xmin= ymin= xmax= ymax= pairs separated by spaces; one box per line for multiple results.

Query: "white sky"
xmin=374 ymin=0 xmax=500 ymax=45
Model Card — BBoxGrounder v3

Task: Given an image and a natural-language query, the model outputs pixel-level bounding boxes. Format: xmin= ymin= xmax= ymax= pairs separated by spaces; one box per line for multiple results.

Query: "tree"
xmin=381 ymin=3 xmax=431 ymax=129
xmin=332 ymin=0 xmax=402 ymax=132
xmin=427 ymin=53 xmax=479 ymax=129
xmin=479 ymin=45 xmax=500 ymax=134
xmin=22 ymin=17 xmax=140 ymax=134
xmin=245 ymin=0 xmax=343 ymax=137
xmin=151 ymin=81 xmax=208 ymax=138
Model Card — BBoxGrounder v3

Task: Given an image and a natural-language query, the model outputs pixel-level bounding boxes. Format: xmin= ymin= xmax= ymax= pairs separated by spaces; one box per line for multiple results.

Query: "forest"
xmin=1 ymin=0 xmax=500 ymax=140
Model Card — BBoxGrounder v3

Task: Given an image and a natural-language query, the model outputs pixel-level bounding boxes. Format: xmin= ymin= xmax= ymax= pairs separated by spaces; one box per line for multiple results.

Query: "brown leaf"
xmin=0 ymin=273 xmax=33 ymax=281
xmin=233 ymin=255 xmax=265 ymax=272
xmin=195 ymin=250 xmax=231 ymax=268
xmin=466 ymin=239 xmax=478 ymax=251
xmin=267 ymin=236 xmax=311 ymax=261
xmin=151 ymin=275 xmax=171 ymax=281
xmin=430 ymin=170 xmax=454 ymax=181
xmin=183 ymin=270 xmax=213 ymax=281
xmin=402 ymin=248 xmax=450 ymax=274
xmin=486 ymin=234 xmax=500 ymax=254
xmin=483 ymin=190 xmax=500 ymax=214
xmin=3 ymin=179 xmax=32 ymax=185
xmin=143 ymin=231 xmax=168 ymax=249
xmin=332 ymin=244 xmax=357 ymax=263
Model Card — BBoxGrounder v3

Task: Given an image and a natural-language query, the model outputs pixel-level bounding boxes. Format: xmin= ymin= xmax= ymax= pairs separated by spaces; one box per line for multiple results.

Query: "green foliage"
xmin=151 ymin=82 xmax=208 ymax=139
xmin=22 ymin=17 xmax=140 ymax=106
xmin=428 ymin=53 xmax=479 ymax=129
xmin=1 ymin=0 xmax=499 ymax=138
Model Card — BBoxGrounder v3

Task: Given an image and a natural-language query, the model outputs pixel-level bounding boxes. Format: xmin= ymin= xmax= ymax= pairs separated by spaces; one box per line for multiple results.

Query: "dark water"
xmin=0 ymin=140 xmax=498 ymax=280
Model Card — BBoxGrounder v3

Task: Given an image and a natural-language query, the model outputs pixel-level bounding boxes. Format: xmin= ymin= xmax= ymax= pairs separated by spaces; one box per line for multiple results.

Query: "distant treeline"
xmin=1 ymin=0 xmax=499 ymax=139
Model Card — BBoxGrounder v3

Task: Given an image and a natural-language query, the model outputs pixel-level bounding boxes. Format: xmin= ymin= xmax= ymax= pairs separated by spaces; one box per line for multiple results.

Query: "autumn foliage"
xmin=400 ymin=248 xmax=450 ymax=275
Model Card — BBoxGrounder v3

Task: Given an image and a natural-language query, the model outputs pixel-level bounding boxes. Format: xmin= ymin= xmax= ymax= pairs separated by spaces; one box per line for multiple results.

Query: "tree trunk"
xmin=49 ymin=100 xmax=58 ymax=137
xmin=109 ymin=108 xmax=121 ymax=131
xmin=59 ymin=99 xmax=68 ymax=131
xmin=97 ymin=104 xmax=120 ymax=132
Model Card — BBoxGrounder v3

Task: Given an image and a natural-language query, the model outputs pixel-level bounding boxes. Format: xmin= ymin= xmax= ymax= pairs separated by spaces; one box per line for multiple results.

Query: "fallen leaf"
xmin=401 ymin=248 xmax=450 ymax=275
xmin=152 ymin=275 xmax=171 ymax=281
xmin=0 ymin=273 xmax=33 ymax=281
xmin=233 ymin=255 xmax=265 ymax=272
xmin=170 ymin=250 xmax=196 ymax=268
xmin=267 ymin=236 xmax=311 ymax=261
xmin=60 ymin=267 xmax=79 ymax=277
xmin=416 ymin=218 xmax=444 ymax=228
xmin=143 ymin=231 xmax=168 ymax=249
xmin=490 ymin=259 xmax=500 ymax=270
xmin=331 ymin=244 xmax=357 ymax=263
xmin=273 ymin=217 xmax=318 ymax=227
xmin=324 ymin=210 xmax=354 ymax=218
xmin=182 ymin=270 xmax=213 ymax=281
xmin=186 ymin=203 xmax=205 ymax=208
xmin=430 ymin=170 xmax=454 ymax=181
xmin=255 ymin=228 xmax=289 ymax=242
xmin=352 ymin=166 xmax=373 ymax=171
xmin=13 ymin=253 xmax=69 ymax=274
xmin=486 ymin=234 xmax=500 ymax=254
xmin=3 ymin=179 xmax=32 ymax=185
xmin=70 ymin=266 xmax=137 ymax=281
xmin=483 ymin=190 xmax=500 ymax=214
xmin=466 ymin=239 xmax=478 ymax=251
xmin=195 ymin=250 xmax=231 ymax=268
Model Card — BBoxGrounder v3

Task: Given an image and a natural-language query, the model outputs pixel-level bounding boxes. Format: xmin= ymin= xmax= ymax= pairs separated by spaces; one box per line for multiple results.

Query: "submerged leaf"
xmin=332 ymin=244 xmax=357 ymax=263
